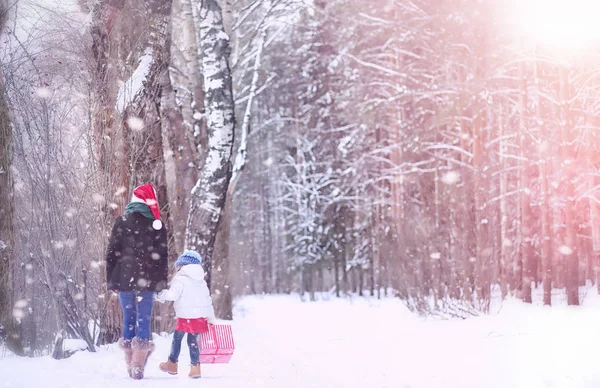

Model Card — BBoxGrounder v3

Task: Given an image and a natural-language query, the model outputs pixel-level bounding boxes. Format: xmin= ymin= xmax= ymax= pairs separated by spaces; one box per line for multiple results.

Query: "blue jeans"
xmin=169 ymin=330 xmax=200 ymax=365
xmin=118 ymin=291 xmax=154 ymax=340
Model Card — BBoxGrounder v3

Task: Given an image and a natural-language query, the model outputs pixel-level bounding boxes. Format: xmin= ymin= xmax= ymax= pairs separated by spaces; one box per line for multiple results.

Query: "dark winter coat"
xmin=106 ymin=211 xmax=169 ymax=293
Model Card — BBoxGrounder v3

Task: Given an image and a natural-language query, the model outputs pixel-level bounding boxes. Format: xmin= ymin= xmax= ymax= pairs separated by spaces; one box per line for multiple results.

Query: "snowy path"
xmin=3 ymin=294 xmax=600 ymax=387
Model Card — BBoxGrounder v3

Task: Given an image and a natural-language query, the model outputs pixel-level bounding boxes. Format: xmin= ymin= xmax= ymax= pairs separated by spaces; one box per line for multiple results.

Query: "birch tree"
xmin=185 ymin=0 xmax=236 ymax=281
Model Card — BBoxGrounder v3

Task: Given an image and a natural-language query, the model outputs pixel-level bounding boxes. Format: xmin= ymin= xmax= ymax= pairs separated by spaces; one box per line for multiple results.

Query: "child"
xmin=157 ymin=250 xmax=216 ymax=379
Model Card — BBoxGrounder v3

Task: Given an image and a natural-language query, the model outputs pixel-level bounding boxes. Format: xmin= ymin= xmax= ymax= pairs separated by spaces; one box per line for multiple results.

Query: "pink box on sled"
xmin=199 ymin=324 xmax=235 ymax=364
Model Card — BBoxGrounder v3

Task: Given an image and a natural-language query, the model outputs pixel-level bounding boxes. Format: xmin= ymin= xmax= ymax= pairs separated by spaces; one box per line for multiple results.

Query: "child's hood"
xmin=177 ymin=264 xmax=205 ymax=280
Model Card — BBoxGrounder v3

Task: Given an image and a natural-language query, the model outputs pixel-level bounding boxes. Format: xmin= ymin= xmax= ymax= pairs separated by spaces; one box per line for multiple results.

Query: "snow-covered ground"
xmin=3 ymin=292 xmax=600 ymax=388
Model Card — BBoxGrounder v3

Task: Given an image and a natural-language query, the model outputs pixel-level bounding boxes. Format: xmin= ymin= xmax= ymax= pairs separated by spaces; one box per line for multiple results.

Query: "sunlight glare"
xmin=514 ymin=0 xmax=600 ymax=50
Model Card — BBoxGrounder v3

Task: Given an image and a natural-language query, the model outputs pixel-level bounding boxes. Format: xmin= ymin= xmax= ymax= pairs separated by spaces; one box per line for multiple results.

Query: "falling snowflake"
xmin=558 ymin=245 xmax=573 ymax=255
xmin=430 ymin=252 xmax=441 ymax=260
xmin=14 ymin=300 xmax=28 ymax=309
xmin=13 ymin=308 xmax=24 ymax=319
xmin=127 ymin=117 xmax=145 ymax=131
xmin=114 ymin=186 xmax=127 ymax=196
xmin=441 ymin=171 xmax=461 ymax=185
xmin=36 ymin=87 xmax=52 ymax=99
xmin=92 ymin=194 xmax=105 ymax=203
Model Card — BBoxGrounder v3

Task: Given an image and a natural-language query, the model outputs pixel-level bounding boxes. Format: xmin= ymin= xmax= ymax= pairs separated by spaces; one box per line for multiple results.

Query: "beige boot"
xmin=117 ymin=338 xmax=133 ymax=378
xmin=131 ymin=337 xmax=155 ymax=380
xmin=189 ymin=364 xmax=201 ymax=379
xmin=159 ymin=359 xmax=178 ymax=375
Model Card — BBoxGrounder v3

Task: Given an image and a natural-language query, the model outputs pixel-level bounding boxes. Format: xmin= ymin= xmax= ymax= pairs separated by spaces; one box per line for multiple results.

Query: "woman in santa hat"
xmin=105 ymin=183 xmax=169 ymax=380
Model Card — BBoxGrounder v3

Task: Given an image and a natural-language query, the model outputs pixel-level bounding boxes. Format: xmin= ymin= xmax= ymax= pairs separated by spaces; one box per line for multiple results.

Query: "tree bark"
xmin=535 ymin=62 xmax=552 ymax=305
xmin=166 ymin=0 xmax=203 ymax=253
xmin=519 ymin=62 xmax=535 ymax=304
xmin=185 ymin=0 xmax=235 ymax=277
xmin=210 ymin=24 xmax=265 ymax=316
xmin=498 ymin=107 xmax=511 ymax=299
xmin=473 ymin=103 xmax=490 ymax=309
xmin=559 ymin=67 xmax=579 ymax=306
xmin=211 ymin=186 xmax=233 ymax=320
xmin=0 ymin=72 xmax=21 ymax=354
xmin=90 ymin=0 xmax=125 ymax=345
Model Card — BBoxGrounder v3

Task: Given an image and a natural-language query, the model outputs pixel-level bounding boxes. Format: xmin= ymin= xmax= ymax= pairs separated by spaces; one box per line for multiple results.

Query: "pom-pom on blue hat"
xmin=174 ymin=250 xmax=202 ymax=269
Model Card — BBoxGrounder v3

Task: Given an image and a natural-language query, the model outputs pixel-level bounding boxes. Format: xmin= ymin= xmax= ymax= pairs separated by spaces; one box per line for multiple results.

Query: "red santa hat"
xmin=131 ymin=184 xmax=163 ymax=230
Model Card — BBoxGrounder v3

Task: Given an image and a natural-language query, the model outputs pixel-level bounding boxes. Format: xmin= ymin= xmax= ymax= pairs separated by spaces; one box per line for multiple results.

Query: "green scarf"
xmin=124 ymin=202 xmax=155 ymax=220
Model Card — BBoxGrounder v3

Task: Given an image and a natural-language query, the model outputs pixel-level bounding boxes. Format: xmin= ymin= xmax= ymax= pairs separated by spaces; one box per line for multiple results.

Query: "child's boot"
xmin=189 ymin=364 xmax=201 ymax=379
xmin=159 ymin=359 xmax=178 ymax=375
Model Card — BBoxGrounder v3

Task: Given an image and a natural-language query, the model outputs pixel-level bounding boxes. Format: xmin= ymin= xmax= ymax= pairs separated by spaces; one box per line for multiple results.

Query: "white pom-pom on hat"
xmin=153 ymin=219 xmax=163 ymax=230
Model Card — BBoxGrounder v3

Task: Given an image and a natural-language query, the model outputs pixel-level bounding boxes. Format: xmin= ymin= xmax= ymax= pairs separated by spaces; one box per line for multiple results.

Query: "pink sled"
xmin=199 ymin=324 xmax=235 ymax=364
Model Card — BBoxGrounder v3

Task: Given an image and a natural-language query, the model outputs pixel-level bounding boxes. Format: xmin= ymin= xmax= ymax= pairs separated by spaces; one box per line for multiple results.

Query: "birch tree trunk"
xmin=185 ymin=0 xmax=235 ymax=278
xmin=211 ymin=29 xmax=265 ymax=317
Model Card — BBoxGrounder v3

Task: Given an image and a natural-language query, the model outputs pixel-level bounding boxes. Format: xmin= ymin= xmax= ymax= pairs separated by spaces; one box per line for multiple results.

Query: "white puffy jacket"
xmin=156 ymin=264 xmax=216 ymax=320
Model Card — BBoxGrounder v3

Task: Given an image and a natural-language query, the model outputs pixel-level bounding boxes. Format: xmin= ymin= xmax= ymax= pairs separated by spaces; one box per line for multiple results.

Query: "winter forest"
xmin=4 ymin=0 xmax=600 ymax=384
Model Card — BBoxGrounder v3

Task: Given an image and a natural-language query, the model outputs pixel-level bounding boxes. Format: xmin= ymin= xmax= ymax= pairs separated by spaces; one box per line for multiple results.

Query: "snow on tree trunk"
xmin=211 ymin=28 xmax=265 ymax=319
xmin=127 ymin=0 xmax=176 ymax=333
xmin=185 ymin=0 xmax=235 ymax=276
xmin=231 ymin=29 xmax=265 ymax=182
xmin=121 ymin=0 xmax=171 ymax=188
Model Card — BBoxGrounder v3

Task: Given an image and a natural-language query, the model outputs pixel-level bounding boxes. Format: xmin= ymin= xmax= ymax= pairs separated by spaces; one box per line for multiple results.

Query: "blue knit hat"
xmin=174 ymin=250 xmax=202 ymax=269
